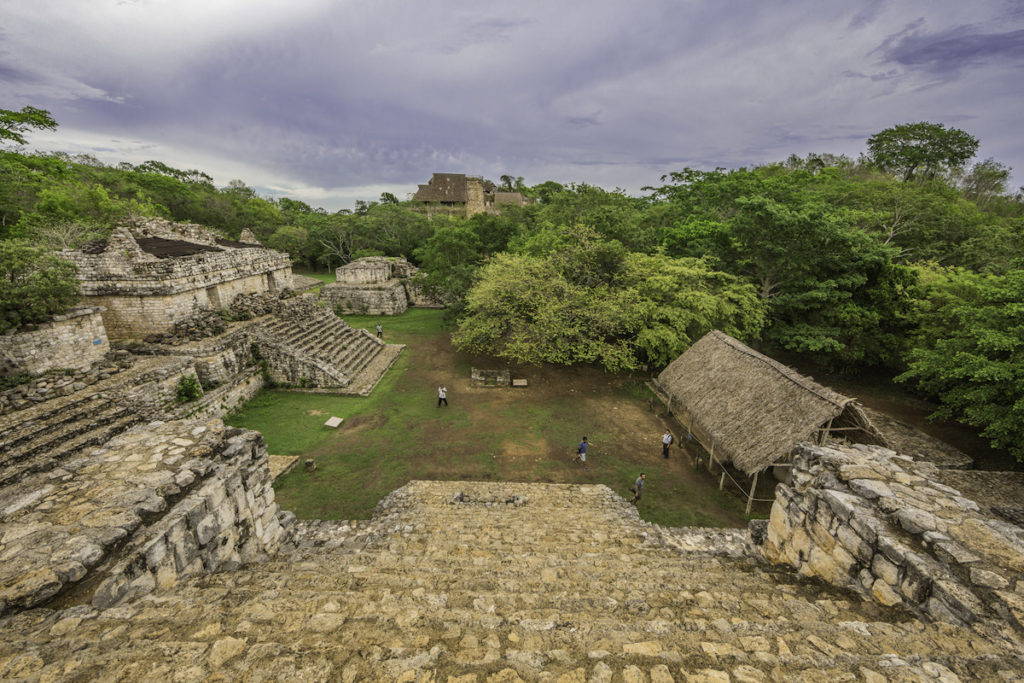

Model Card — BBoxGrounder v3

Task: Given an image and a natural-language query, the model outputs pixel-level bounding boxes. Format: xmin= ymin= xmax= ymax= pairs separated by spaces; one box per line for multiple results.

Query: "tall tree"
xmin=866 ymin=122 xmax=978 ymax=181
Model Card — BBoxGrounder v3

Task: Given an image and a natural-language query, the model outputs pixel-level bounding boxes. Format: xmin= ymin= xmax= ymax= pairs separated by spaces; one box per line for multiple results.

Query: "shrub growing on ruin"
xmin=175 ymin=375 xmax=203 ymax=403
xmin=0 ymin=239 xmax=79 ymax=333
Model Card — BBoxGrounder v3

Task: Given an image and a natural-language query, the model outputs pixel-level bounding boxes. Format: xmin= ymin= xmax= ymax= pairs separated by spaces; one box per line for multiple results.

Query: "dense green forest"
xmin=2 ymin=109 xmax=1023 ymax=458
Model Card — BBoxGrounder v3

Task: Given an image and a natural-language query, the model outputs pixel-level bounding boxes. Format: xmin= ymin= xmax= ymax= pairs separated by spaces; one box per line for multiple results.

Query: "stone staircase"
xmin=0 ymin=358 xmax=179 ymax=488
xmin=3 ymin=481 xmax=1022 ymax=680
xmin=261 ymin=310 xmax=387 ymax=387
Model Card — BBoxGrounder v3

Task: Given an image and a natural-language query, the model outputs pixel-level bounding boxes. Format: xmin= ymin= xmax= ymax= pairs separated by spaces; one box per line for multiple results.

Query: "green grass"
xmin=294 ymin=270 xmax=336 ymax=284
xmin=226 ymin=308 xmax=757 ymax=526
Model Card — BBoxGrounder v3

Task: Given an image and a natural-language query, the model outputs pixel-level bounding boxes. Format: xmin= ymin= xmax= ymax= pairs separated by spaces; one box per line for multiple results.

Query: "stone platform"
xmin=2 ymin=480 xmax=1022 ymax=680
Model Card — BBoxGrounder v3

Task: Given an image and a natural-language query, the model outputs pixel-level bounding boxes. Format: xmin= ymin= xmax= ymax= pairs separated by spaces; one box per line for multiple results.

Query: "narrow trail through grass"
xmin=226 ymin=309 xmax=755 ymax=527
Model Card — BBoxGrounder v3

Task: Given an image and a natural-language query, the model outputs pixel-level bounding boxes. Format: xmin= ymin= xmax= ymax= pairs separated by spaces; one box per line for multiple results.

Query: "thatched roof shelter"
xmin=655 ymin=331 xmax=887 ymax=475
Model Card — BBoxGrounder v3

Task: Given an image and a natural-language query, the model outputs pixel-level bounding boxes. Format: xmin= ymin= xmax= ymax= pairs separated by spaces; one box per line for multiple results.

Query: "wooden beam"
xmin=746 ymin=471 xmax=760 ymax=515
xmin=818 ymin=418 xmax=834 ymax=445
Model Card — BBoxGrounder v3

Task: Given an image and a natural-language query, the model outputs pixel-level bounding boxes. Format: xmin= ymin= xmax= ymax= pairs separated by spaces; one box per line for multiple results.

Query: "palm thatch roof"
xmin=655 ymin=331 xmax=887 ymax=475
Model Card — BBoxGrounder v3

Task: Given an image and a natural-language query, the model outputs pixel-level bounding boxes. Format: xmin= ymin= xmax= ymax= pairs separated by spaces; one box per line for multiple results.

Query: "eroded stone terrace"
xmin=2 ymin=481 xmax=1023 ymax=681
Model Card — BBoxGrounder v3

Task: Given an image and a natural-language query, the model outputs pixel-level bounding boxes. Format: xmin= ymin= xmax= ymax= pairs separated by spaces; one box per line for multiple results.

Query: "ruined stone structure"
xmin=0 ymin=307 xmax=108 ymax=376
xmin=3 ymin=477 xmax=1024 ymax=679
xmin=321 ymin=256 xmax=441 ymax=315
xmin=63 ymin=218 xmax=293 ymax=340
xmin=411 ymin=173 xmax=530 ymax=217
xmin=5 ymin=226 xmax=1024 ymax=678
xmin=756 ymin=442 xmax=1024 ymax=632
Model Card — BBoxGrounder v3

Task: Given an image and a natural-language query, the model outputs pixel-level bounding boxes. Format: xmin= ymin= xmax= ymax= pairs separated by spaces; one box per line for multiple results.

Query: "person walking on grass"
xmin=437 ymin=385 xmax=448 ymax=407
xmin=661 ymin=430 xmax=674 ymax=459
xmin=573 ymin=436 xmax=589 ymax=464
xmin=629 ymin=473 xmax=646 ymax=504
xmin=375 ymin=323 xmax=383 ymax=339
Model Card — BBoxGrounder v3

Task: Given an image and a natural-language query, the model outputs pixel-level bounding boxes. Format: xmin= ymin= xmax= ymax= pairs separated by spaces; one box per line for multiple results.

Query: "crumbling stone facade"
xmin=320 ymin=256 xmax=441 ymax=315
xmin=411 ymin=173 xmax=530 ymax=217
xmin=63 ymin=218 xmax=293 ymax=340
xmin=0 ymin=307 xmax=108 ymax=375
xmin=0 ymin=419 xmax=290 ymax=616
xmin=755 ymin=442 xmax=1024 ymax=630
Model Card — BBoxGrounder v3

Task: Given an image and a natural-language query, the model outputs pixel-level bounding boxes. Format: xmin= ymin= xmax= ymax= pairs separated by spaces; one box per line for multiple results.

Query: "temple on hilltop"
xmin=411 ymin=172 xmax=530 ymax=217
xmin=62 ymin=218 xmax=294 ymax=340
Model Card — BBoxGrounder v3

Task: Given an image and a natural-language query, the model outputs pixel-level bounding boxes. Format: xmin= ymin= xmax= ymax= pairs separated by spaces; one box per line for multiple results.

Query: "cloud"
xmin=849 ymin=0 xmax=890 ymax=29
xmin=3 ymin=0 xmax=1023 ymax=209
xmin=876 ymin=23 xmax=1024 ymax=76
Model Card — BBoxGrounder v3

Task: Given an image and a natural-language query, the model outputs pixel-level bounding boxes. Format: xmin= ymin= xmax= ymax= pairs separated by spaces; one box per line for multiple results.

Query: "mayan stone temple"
xmin=2 ymin=223 xmax=1024 ymax=680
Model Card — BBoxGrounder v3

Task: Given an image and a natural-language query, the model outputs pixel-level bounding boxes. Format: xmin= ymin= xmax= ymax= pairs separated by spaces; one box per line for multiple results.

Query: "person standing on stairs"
xmin=661 ymin=430 xmax=674 ymax=458
xmin=437 ymin=385 xmax=448 ymax=407
xmin=375 ymin=323 xmax=383 ymax=339
xmin=630 ymin=473 xmax=646 ymax=504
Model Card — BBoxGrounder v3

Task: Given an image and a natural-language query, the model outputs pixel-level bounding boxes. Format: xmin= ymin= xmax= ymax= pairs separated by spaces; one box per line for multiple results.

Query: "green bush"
xmin=0 ymin=240 xmax=79 ymax=333
xmin=175 ymin=374 xmax=203 ymax=403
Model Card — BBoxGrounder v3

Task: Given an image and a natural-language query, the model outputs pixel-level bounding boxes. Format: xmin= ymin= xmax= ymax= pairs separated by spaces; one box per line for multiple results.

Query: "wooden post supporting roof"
xmin=746 ymin=471 xmax=760 ymax=515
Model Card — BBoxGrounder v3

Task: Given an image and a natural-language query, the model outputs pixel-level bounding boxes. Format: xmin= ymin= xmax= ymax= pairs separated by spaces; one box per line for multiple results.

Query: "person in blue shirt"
xmin=573 ymin=436 xmax=589 ymax=464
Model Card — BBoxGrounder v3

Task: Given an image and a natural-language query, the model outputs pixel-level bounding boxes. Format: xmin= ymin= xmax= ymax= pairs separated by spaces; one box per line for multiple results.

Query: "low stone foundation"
xmin=755 ymin=442 xmax=1024 ymax=630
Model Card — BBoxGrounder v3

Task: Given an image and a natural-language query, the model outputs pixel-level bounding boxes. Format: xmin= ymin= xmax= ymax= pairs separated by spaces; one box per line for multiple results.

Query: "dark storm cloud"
xmin=877 ymin=23 xmax=1024 ymax=76
xmin=2 ymin=0 xmax=1022 ymax=209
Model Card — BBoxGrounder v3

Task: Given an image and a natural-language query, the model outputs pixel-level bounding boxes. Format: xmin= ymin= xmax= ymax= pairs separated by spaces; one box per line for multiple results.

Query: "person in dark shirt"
xmin=630 ymin=473 xmax=646 ymax=504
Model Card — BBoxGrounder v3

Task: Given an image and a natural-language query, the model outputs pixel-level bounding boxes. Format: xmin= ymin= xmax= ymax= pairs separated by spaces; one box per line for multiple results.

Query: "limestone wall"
xmin=182 ymin=372 xmax=264 ymax=419
xmin=91 ymin=424 xmax=290 ymax=609
xmin=323 ymin=257 xmax=439 ymax=315
xmin=755 ymin=442 xmax=1024 ymax=629
xmin=0 ymin=419 xmax=292 ymax=615
xmin=88 ymin=269 xmax=292 ymax=340
xmin=322 ymin=280 xmax=409 ymax=315
xmin=0 ymin=308 xmax=108 ymax=374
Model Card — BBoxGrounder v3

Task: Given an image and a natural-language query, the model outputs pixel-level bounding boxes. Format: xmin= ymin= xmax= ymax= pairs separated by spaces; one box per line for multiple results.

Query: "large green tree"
xmin=898 ymin=266 xmax=1024 ymax=460
xmin=866 ymin=122 xmax=978 ymax=181
xmin=453 ymin=243 xmax=765 ymax=371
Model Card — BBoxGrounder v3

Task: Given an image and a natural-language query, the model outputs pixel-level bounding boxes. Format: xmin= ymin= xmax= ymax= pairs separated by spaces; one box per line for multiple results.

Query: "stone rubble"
xmin=1 ymin=480 xmax=1022 ymax=680
xmin=0 ymin=419 xmax=289 ymax=615
xmin=756 ymin=442 xmax=1024 ymax=633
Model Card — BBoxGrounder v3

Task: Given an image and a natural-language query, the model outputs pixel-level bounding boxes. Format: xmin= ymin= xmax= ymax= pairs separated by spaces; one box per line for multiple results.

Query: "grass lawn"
xmin=293 ymin=270 xmax=337 ymax=284
xmin=226 ymin=309 xmax=758 ymax=527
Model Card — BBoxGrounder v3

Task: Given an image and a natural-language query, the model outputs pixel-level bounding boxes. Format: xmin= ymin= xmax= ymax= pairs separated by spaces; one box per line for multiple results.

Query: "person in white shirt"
xmin=437 ymin=386 xmax=448 ymax=407
xmin=661 ymin=431 xmax=673 ymax=458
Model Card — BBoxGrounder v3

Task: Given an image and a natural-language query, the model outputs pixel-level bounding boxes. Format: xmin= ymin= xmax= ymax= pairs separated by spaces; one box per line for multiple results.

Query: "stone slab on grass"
xmin=512 ymin=379 xmax=528 ymax=387
xmin=324 ymin=416 xmax=343 ymax=428
xmin=268 ymin=455 xmax=300 ymax=481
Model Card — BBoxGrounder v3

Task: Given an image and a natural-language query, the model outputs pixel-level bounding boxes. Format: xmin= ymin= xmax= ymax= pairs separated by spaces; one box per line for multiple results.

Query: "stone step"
xmin=0 ymin=402 xmax=131 ymax=471
xmin=0 ymin=393 xmax=114 ymax=455
xmin=0 ymin=411 xmax=140 ymax=488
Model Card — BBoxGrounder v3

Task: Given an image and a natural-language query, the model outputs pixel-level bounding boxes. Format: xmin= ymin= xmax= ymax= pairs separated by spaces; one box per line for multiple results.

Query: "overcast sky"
xmin=3 ymin=0 xmax=1023 ymax=210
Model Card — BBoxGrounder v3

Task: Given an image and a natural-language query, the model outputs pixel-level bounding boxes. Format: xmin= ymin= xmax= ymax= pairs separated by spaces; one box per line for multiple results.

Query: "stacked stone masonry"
xmin=322 ymin=256 xmax=442 ymax=315
xmin=757 ymin=442 xmax=1024 ymax=632
xmin=0 ymin=419 xmax=290 ymax=616
xmin=0 ymin=307 xmax=109 ymax=375
xmin=63 ymin=218 xmax=293 ymax=339
xmin=2 ymin=480 xmax=1023 ymax=679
